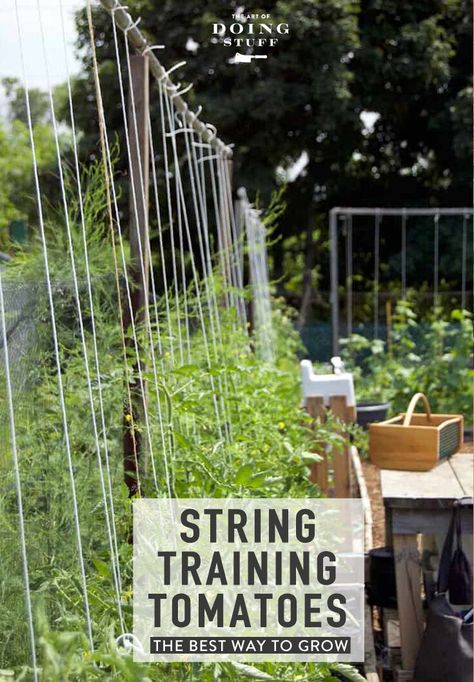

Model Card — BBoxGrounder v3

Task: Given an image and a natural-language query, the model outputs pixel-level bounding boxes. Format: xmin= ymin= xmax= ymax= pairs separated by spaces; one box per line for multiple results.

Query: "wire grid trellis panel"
xmin=329 ymin=207 xmax=473 ymax=354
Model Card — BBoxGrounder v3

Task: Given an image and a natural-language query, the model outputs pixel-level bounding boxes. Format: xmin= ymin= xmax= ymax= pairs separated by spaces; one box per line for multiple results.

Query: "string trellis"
xmin=237 ymin=187 xmax=274 ymax=363
xmin=329 ymin=207 xmax=473 ymax=354
xmin=0 ymin=0 xmax=271 ymax=671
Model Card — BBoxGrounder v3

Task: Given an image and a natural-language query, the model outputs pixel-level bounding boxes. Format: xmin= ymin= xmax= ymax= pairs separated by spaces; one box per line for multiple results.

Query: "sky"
xmin=0 ymin=0 xmax=82 ymax=115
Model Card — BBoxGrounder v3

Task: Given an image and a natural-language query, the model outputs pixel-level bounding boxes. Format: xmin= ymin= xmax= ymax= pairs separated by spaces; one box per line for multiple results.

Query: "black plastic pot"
xmin=356 ymin=401 xmax=391 ymax=429
xmin=367 ymin=546 xmax=397 ymax=608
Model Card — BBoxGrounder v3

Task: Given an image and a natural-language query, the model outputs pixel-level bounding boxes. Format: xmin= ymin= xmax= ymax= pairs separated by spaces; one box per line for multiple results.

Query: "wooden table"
xmin=380 ymin=451 xmax=473 ymax=679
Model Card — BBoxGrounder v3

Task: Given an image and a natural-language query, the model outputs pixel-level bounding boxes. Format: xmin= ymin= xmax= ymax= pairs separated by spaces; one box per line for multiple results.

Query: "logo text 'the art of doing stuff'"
xmin=211 ymin=11 xmax=290 ymax=64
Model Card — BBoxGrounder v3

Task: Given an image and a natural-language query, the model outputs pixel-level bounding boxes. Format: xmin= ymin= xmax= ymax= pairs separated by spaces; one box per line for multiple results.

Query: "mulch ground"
xmin=361 ymin=439 xmax=473 ymax=550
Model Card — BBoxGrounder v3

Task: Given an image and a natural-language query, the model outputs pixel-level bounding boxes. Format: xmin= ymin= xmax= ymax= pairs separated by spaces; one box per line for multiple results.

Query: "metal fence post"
xmin=330 ymin=208 xmax=339 ymax=355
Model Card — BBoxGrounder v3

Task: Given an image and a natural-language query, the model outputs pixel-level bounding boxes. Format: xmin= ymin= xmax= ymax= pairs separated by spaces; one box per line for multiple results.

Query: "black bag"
xmin=437 ymin=500 xmax=472 ymax=606
xmin=414 ymin=499 xmax=473 ymax=682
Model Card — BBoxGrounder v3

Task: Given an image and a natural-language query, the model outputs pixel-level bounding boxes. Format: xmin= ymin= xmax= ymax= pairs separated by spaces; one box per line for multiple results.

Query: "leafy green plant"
xmin=341 ymin=298 xmax=473 ymax=422
xmin=0 ymin=163 xmax=361 ymax=681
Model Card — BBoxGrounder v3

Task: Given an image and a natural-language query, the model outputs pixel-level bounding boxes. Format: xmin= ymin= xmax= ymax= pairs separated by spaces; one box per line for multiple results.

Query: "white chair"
xmin=300 ymin=359 xmax=355 ymax=408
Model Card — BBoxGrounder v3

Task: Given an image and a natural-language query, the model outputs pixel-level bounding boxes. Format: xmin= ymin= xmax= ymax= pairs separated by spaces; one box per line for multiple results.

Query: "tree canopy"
xmin=69 ymin=0 xmax=470 ymax=206
xmin=2 ymin=0 xmax=470 ymax=314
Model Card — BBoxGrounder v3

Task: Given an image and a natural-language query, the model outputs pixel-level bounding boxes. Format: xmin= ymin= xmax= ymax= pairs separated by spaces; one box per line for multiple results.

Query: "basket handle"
xmin=403 ymin=392 xmax=432 ymax=427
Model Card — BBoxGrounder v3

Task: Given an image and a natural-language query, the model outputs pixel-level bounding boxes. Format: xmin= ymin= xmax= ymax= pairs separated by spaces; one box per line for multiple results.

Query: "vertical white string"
xmin=158 ymin=82 xmax=184 ymax=364
xmin=0 ymin=268 xmax=38 ymax=678
xmin=184 ymin=130 xmax=232 ymax=441
xmin=195 ymin=139 xmax=210 ymax=239
xmin=461 ymin=214 xmax=467 ymax=311
xmin=191 ymin=139 xmax=234 ymax=439
xmin=346 ymin=214 xmax=353 ymax=338
xmin=208 ymin=154 xmax=231 ymax=308
xmin=191 ymin=141 xmax=224 ymax=323
xmin=206 ymin=152 xmax=244 ymax=435
xmin=147 ymin=111 xmax=179 ymax=486
xmin=148 ymin=110 xmax=174 ymax=362
xmin=373 ymin=213 xmax=380 ymax=340
xmin=216 ymin=156 xmax=239 ymax=314
xmin=58 ymin=0 xmax=124 ymax=625
xmin=162 ymin=94 xmax=224 ymax=440
xmin=160 ymin=97 xmax=196 ymax=438
xmin=243 ymin=190 xmax=274 ymax=362
xmin=15 ymin=0 xmax=93 ymax=649
xmin=401 ymin=210 xmax=407 ymax=298
xmin=121 ymin=29 xmax=173 ymax=496
xmin=434 ymin=212 xmax=439 ymax=306
xmin=162 ymin=97 xmax=193 ymax=367
xmin=107 ymin=12 xmax=162 ymax=493
xmin=221 ymin=157 xmax=247 ymax=325
xmin=87 ymin=0 xmax=142 ymax=496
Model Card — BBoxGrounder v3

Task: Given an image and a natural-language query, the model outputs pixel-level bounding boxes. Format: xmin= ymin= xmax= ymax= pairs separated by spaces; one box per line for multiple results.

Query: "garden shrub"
xmin=341 ymin=298 xmax=473 ymax=423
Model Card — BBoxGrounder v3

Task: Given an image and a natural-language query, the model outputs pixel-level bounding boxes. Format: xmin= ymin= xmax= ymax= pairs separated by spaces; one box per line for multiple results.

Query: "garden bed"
xmin=361 ymin=460 xmax=386 ymax=548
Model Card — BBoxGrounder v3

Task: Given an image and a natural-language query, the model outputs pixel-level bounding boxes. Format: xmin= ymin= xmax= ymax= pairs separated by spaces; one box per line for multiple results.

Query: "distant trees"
xmin=0 ymin=78 xmax=68 ymax=245
xmin=2 ymin=1 xmax=470 ymax=315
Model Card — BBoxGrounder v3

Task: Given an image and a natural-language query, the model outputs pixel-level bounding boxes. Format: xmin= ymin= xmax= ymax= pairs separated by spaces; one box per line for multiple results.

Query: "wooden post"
xmin=329 ymin=395 xmax=355 ymax=497
xmin=129 ymin=54 xmax=150 ymax=305
xmin=306 ymin=395 xmax=355 ymax=497
xmin=123 ymin=54 xmax=150 ymax=497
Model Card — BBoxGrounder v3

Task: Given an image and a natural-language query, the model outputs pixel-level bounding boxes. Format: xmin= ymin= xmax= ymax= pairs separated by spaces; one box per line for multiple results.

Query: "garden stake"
xmin=123 ymin=53 xmax=150 ymax=497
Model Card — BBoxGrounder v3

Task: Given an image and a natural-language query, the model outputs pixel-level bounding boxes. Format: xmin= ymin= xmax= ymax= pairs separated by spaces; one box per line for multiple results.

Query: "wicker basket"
xmin=369 ymin=393 xmax=463 ymax=471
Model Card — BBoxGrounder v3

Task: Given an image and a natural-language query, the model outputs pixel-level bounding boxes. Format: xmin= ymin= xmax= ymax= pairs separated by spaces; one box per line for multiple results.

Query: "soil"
xmin=361 ymin=459 xmax=386 ymax=548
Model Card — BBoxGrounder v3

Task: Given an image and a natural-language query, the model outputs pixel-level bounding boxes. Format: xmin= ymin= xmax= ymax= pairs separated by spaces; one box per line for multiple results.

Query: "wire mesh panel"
xmin=329 ymin=208 xmax=473 ymax=354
